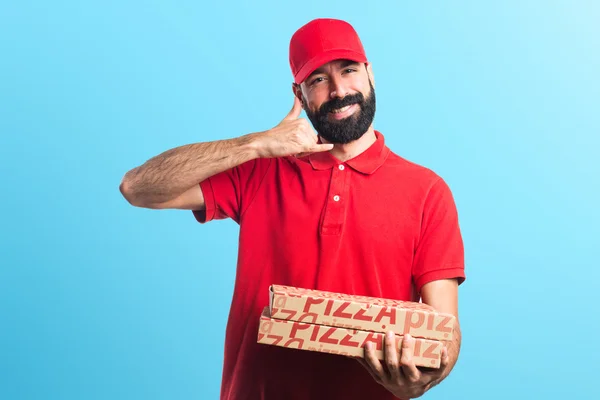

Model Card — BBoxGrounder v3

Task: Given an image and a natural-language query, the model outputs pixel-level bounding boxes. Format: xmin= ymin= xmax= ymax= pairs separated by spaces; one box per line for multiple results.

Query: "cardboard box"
xmin=269 ymin=285 xmax=455 ymax=341
xmin=257 ymin=308 xmax=443 ymax=368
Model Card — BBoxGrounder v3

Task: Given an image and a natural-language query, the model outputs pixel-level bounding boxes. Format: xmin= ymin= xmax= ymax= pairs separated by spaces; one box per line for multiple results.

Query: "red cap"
xmin=289 ymin=18 xmax=368 ymax=84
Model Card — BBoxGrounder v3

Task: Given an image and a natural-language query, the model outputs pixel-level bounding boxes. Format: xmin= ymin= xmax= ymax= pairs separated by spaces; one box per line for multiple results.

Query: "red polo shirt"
xmin=193 ymin=131 xmax=465 ymax=400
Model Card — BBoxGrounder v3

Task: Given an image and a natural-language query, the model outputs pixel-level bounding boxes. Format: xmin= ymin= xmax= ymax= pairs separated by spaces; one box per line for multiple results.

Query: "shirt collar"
xmin=307 ymin=130 xmax=390 ymax=174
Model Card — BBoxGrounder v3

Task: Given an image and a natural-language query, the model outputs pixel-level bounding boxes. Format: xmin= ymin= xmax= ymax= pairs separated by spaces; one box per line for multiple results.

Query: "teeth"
xmin=331 ymin=105 xmax=352 ymax=113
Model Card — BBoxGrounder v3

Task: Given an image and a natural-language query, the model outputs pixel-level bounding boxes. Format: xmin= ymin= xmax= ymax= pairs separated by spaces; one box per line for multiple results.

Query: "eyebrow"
xmin=306 ymin=60 xmax=362 ymax=80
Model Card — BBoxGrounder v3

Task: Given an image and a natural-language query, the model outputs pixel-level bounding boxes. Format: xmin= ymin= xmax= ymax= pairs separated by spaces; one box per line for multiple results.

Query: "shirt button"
xmin=338 ymin=165 xmax=345 ymax=170
xmin=333 ymin=195 xmax=340 ymax=201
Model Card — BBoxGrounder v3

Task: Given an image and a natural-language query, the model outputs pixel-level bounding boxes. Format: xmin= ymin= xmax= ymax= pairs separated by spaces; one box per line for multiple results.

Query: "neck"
xmin=320 ymin=126 xmax=377 ymax=162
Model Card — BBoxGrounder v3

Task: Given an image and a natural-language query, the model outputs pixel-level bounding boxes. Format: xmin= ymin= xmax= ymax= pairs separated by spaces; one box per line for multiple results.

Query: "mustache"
xmin=319 ymin=92 xmax=364 ymax=114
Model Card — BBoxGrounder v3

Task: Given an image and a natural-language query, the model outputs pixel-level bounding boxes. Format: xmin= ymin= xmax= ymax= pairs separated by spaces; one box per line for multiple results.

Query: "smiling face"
xmin=294 ymin=59 xmax=376 ymax=144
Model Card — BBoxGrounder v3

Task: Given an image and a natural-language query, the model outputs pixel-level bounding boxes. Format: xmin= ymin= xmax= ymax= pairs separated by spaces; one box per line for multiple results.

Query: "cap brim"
xmin=294 ymin=49 xmax=368 ymax=84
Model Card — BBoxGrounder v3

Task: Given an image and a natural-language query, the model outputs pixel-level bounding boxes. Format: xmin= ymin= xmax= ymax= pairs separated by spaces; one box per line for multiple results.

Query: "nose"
xmin=329 ymin=76 xmax=349 ymax=99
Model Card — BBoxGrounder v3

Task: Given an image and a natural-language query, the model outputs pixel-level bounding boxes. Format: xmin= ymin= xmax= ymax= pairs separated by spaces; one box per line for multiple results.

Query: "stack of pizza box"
xmin=257 ymin=285 xmax=456 ymax=368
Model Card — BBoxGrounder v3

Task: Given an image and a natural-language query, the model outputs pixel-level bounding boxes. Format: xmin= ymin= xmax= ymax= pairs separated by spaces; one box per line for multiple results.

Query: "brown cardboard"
xmin=269 ymin=285 xmax=455 ymax=341
xmin=257 ymin=308 xmax=442 ymax=368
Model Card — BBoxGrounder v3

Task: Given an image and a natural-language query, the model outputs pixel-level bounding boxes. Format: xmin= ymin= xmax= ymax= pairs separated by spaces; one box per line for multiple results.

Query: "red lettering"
xmin=284 ymin=338 xmax=304 ymax=348
xmin=413 ymin=338 xmax=422 ymax=356
xmin=374 ymin=307 xmax=396 ymax=325
xmin=324 ymin=299 xmax=334 ymax=316
xmin=303 ymin=297 xmax=325 ymax=313
xmin=404 ymin=311 xmax=424 ymax=333
xmin=267 ymin=334 xmax=283 ymax=345
xmin=273 ymin=295 xmax=286 ymax=308
xmin=333 ymin=301 xmax=353 ymax=319
xmin=361 ymin=332 xmax=383 ymax=351
xmin=353 ymin=307 xmax=374 ymax=322
xmin=339 ymin=333 xmax=360 ymax=348
xmin=436 ymin=316 xmax=453 ymax=333
xmin=280 ymin=309 xmax=297 ymax=320
xmin=309 ymin=324 xmax=320 ymax=341
xmin=426 ymin=313 xmax=434 ymax=330
xmin=297 ymin=312 xmax=318 ymax=323
xmin=259 ymin=321 xmax=273 ymax=334
xmin=423 ymin=343 xmax=438 ymax=359
xmin=289 ymin=322 xmax=312 ymax=338
xmin=318 ymin=327 xmax=339 ymax=345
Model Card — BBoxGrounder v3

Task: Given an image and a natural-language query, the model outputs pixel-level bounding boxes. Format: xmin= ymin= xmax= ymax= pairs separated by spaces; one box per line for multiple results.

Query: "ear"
xmin=292 ymin=83 xmax=302 ymax=100
xmin=292 ymin=83 xmax=305 ymax=108
xmin=365 ymin=62 xmax=375 ymax=89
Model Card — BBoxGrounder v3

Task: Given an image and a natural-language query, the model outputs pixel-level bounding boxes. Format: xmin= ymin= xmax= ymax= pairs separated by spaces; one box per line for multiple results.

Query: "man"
xmin=120 ymin=18 xmax=465 ymax=400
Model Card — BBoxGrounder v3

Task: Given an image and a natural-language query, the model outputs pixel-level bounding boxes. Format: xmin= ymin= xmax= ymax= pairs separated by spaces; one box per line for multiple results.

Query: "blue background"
xmin=1 ymin=1 xmax=599 ymax=399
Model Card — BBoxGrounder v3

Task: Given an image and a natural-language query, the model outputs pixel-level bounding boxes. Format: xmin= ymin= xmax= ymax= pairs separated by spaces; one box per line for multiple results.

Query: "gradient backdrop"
xmin=1 ymin=1 xmax=599 ymax=399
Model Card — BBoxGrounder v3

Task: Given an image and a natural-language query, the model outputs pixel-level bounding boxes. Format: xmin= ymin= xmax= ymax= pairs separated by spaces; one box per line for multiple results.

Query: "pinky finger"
xmin=440 ymin=346 xmax=450 ymax=368
xmin=312 ymin=143 xmax=334 ymax=153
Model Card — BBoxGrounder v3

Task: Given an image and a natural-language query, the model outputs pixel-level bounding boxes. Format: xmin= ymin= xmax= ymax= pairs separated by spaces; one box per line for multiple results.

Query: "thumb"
xmin=283 ymin=96 xmax=303 ymax=121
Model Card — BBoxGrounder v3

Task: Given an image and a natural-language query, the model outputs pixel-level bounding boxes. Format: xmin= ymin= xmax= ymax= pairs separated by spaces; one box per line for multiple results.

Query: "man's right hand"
xmin=120 ymin=96 xmax=332 ymax=210
xmin=252 ymin=97 xmax=334 ymax=158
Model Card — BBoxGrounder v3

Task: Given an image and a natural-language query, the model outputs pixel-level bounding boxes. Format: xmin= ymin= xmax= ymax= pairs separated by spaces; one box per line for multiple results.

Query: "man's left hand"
xmin=356 ymin=331 xmax=450 ymax=399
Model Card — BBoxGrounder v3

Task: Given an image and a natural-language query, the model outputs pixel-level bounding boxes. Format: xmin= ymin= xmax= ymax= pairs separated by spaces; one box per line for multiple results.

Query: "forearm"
xmin=121 ymin=133 xmax=259 ymax=206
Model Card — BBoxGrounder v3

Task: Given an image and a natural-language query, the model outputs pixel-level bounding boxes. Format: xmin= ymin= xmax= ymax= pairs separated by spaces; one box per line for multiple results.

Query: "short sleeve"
xmin=412 ymin=177 xmax=465 ymax=294
xmin=192 ymin=158 xmax=272 ymax=225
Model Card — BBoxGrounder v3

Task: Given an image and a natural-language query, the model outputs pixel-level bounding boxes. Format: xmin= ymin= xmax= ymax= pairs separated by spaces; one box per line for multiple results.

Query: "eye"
xmin=310 ymin=76 xmax=326 ymax=86
xmin=343 ymin=68 xmax=357 ymax=74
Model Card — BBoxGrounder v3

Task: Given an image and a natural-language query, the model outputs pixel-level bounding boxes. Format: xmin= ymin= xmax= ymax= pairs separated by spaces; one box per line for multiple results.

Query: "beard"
xmin=303 ymin=80 xmax=376 ymax=144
